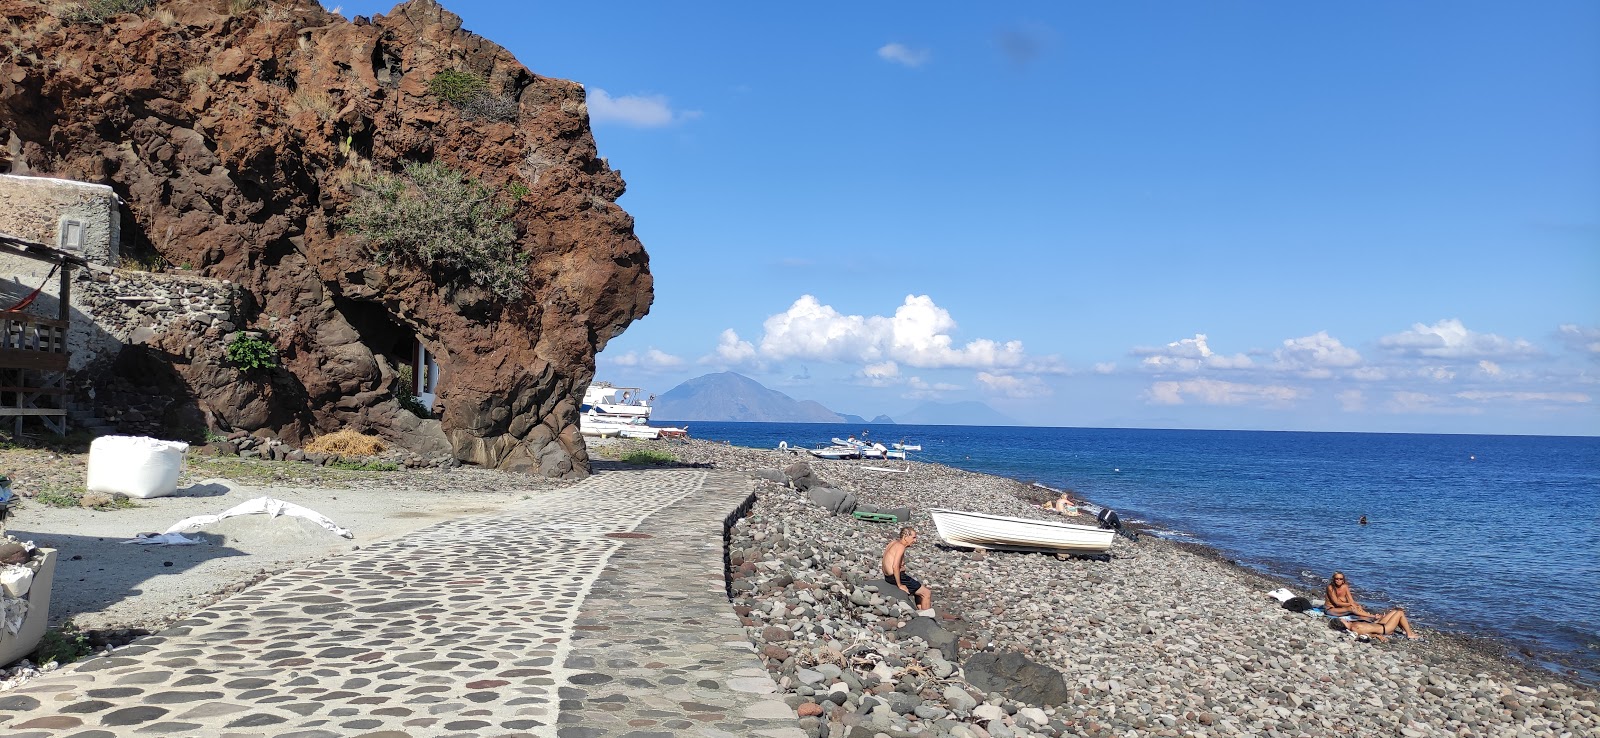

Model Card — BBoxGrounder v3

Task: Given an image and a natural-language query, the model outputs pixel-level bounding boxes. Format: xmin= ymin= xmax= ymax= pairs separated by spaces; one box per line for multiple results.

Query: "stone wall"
xmin=0 ymin=174 xmax=119 ymax=265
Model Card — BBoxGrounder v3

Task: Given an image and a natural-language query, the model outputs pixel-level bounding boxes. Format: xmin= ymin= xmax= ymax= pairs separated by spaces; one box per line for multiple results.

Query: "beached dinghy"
xmin=928 ymin=508 xmax=1115 ymax=555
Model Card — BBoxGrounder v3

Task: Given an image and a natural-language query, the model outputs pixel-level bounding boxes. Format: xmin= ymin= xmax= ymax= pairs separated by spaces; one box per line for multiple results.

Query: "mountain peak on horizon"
xmin=653 ymin=372 xmax=865 ymax=422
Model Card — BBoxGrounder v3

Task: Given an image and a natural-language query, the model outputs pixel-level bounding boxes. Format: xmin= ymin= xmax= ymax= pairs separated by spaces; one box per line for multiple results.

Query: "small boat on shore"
xmin=809 ymin=444 xmax=858 ymax=460
xmin=928 ymin=508 xmax=1115 ymax=555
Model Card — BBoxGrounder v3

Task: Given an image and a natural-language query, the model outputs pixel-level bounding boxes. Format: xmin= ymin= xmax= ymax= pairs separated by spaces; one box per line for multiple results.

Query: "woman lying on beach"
xmin=1039 ymin=494 xmax=1078 ymax=515
xmin=1324 ymin=571 xmax=1378 ymax=619
xmin=1332 ymin=607 xmax=1418 ymax=641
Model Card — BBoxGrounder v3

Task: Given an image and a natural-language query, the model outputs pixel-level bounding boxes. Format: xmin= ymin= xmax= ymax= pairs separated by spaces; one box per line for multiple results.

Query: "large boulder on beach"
xmin=899 ymin=616 xmax=959 ymax=661
xmin=962 ymin=651 xmax=1069 ymax=706
xmin=804 ymin=486 xmax=856 ymax=515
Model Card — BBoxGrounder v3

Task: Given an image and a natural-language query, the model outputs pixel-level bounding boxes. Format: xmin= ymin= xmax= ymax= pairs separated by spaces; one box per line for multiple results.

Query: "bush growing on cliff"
xmin=226 ymin=334 xmax=279 ymax=372
xmin=59 ymin=0 xmax=153 ymax=24
xmin=428 ymin=70 xmax=518 ymax=123
xmin=345 ymin=162 xmax=528 ymax=300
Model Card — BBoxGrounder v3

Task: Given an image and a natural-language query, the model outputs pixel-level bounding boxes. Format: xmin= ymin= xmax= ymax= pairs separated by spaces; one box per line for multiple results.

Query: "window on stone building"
xmin=58 ymin=219 xmax=84 ymax=252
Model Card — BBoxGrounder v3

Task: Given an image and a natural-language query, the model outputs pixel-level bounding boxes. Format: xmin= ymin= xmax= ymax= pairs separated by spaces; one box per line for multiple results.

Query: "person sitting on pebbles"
xmin=1332 ymin=607 xmax=1418 ymax=641
xmin=882 ymin=526 xmax=933 ymax=616
xmin=1325 ymin=571 xmax=1381 ymax=619
xmin=1039 ymin=494 xmax=1078 ymax=515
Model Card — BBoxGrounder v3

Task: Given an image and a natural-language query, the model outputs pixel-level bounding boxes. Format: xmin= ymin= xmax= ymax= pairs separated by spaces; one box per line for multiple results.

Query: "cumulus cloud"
xmin=608 ymin=348 xmax=684 ymax=369
xmin=1417 ymin=366 xmax=1457 ymax=382
xmin=1336 ymin=389 xmax=1366 ymax=412
xmin=1143 ymin=379 xmax=1300 ymax=407
xmin=1455 ymin=390 xmax=1591 ymax=404
xmin=1093 ymin=362 xmax=1117 ymax=375
xmin=586 ymin=88 xmax=699 ymax=127
xmin=1134 ymin=334 xmax=1253 ymax=372
xmin=1351 ymin=366 xmax=1388 ymax=382
xmin=878 ymin=43 xmax=930 ymax=67
xmin=859 ymin=361 xmax=900 ymax=387
xmin=905 ymin=376 xmax=962 ymax=399
xmin=1272 ymin=331 xmax=1363 ymax=378
xmin=705 ymin=329 xmax=757 ymax=365
xmin=757 ymin=295 xmax=1029 ymax=370
xmin=1477 ymin=360 xmax=1502 ymax=377
xmin=976 ymin=372 xmax=1048 ymax=399
xmin=1379 ymin=319 xmax=1539 ymax=360
xmin=1558 ymin=324 xmax=1600 ymax=357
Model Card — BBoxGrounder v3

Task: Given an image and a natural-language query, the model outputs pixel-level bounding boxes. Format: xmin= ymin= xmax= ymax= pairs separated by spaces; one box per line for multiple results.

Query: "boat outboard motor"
xmin=1096 ymin=507 xmax=1140 ymax=541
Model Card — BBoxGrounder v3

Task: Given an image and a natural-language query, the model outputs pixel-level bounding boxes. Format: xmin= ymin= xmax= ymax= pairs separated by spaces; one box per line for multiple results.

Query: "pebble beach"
xmin=664 ymin=439 xmax=1599 ymax=738
xmin=1 ymin=437 xmax=1595 ymax=737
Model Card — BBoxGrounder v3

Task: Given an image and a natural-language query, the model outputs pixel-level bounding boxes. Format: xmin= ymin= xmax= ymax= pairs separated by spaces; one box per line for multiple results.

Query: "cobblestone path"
xmin=0 ymin=468 xmax=802 ymax=738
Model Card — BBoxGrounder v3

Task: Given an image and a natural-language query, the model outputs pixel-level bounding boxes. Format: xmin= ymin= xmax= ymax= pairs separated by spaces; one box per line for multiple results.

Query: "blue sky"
xmin=336 ymin=1 xmax=1598 ymax=435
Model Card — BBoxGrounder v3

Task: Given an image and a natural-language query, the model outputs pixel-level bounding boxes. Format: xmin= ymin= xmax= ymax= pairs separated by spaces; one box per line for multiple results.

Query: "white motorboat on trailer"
xmin=928 ymin=508 xmax=1115 ymax=555
xmin=582 ymin=382 xmax=654 ymax=420
xmin=892 ymin=441 xmax=922 ymax=452
xmin=579 ymin=409 xmax=687 ymax=440
xmin=809 ymin=444 xmax=859 ymax=460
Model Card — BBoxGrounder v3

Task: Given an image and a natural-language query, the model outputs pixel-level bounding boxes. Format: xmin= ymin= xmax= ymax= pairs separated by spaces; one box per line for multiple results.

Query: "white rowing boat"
xmin=928 ymin=508 xmax=1115 ymax=555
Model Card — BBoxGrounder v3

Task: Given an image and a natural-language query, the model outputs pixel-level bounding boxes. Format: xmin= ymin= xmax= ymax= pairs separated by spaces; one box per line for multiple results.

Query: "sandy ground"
xmin=0 ymin=446 xmax=570 ymax=639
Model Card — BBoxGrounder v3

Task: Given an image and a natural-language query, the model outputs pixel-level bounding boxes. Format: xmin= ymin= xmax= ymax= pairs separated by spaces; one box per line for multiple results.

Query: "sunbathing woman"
xmin=1324 ymin=571 xmax=1377 ymax=619
xmin=1333 ymin=607 xmax=1418 ymax=641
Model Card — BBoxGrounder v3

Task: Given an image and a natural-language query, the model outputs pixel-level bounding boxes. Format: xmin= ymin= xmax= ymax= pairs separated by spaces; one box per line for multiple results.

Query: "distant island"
xmin=650 ymin=372 xmax=1015 ymax=425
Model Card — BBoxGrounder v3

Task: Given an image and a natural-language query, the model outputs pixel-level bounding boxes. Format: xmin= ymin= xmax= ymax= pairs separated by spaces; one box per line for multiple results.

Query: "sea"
xmin=661 ymin=421 xmax=1600 ymax=683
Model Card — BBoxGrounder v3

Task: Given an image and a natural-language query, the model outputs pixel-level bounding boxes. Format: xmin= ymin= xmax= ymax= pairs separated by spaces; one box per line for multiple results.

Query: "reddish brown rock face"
xmin=0 ymin=0 xmax=653 ymax=477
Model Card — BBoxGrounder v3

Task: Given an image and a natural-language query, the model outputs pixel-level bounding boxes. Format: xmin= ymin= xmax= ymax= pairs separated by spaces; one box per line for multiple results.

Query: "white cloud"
xmin=607 ymin=348 xmax=683 ymax=369
xmin=705 ymin=329 xmax=757 ymax=365
xmin=1336 ymin=389 xmax=1366 ymax=412
xmin=1455 ymin=390 xmax=1591 ymax=404
xmin=757 ymin=295 xmax=1029 ymax=370
xmin=1351 ymin=366 xmax=1388 ymax=382
xmin=1477 ymin=360 xmax=1502 ymax=377
xmin=586 ymin=88 xmax=699 ymax=127
xmin=1135 ymin=334 xmax=1253 ymax=372
xmin=976 ymin=372 xmax=1048 ymax=399
xmin=1417 ymin=366 xmax=1457 ymax=382
xmin=1273 ymin=331 xmax=1362 ymax=378
xmin=1379 ymin=318 xmax=1539 ymax=360
xmin=878 ymin=43 xmax=930 ymax=67
xmin=1386 ymin=391 xmax=1445 ymax=413
xmin=1093 ymin=362 xmax=1117 ymax=375
xmin=905 ymin=376 xmax=961 ymax=399
xmin=1558 ymin=324 xmax=1600 ymax=356
xmin=1144 ymin=378 xmax=1300 ymax=407
xmin=859 ymin=361 xmax=900 ymax=387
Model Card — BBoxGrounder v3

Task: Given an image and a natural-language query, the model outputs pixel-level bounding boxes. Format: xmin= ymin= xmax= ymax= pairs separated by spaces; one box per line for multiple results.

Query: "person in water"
xmin=1333 ymin=607 xmax=1418 ymax=641
xmin=882 ymin=526 xmax=932 ymax=613
xmin=1324 ymin=571 xmax=1379 ymax=619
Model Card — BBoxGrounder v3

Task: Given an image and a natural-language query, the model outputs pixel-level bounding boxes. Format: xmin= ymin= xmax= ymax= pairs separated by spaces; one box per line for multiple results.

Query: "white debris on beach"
xmin=662 ymin=439 xmax=1600 ymax=738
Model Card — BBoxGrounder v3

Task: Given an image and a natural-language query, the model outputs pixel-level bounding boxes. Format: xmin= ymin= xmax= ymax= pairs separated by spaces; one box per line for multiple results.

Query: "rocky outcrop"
xmin=0 ymin=0 xmax=653 ymax=477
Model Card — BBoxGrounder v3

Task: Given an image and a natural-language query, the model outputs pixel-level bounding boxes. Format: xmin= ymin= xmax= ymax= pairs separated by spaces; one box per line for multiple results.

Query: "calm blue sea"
xmin=666 ymin=421 xmax=1600 ymax=682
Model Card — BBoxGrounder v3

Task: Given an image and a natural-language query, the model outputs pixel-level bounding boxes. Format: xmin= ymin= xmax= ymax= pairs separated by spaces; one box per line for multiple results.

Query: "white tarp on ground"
xmin=163 ymin=497 xmax=354 ymax=539
xmin=85 ymin=436 xmax=190 ymax=499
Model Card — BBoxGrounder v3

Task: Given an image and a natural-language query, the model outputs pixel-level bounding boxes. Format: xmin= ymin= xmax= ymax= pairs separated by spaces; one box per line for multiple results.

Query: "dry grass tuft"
xmin=304 ymin=429 xmax=386 ymax=456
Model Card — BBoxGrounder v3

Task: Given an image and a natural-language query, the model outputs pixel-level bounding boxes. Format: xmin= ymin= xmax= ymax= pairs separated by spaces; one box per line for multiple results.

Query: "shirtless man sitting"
xmin=1324 ymin=571 xmax=1378 ymax=619
xmin=882 ymin=526 xmax=932 ymax=614
xmin=1333 ymin=607 xmax=1418 ymax=641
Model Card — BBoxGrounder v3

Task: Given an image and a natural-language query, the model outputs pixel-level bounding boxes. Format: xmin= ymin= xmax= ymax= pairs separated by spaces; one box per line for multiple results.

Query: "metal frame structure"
xmin=0 ymin=233 xmax=86 ymax=436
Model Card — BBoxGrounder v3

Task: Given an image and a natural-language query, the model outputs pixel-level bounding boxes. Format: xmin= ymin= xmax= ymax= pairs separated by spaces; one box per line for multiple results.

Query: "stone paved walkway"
xmin=0 ymin=468 xmax=803 ymax=738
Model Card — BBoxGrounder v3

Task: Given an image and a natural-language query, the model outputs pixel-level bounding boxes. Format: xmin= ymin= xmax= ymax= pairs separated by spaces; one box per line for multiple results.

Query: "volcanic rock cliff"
xmin=0 ymin=0 xmax=653 ymax=476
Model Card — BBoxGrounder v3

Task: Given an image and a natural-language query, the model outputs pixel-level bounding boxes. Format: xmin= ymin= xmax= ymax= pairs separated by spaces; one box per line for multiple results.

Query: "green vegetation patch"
xmin=32 ymin=489 xmax=80 ymax=508
xmin=226 ymin=334 xmax=279 ymax=372
xmin=620 ymin=449 xmax=677 ymax=466
xmin=345 ymin=162 xmax=528 ymax=300
xmin=33 ymin=622 xmax=94 ymax=666
xmin=428 ymin=70 xmax=518 ymax=122
xmin=59 ymin=0 xmax=153 ymax=24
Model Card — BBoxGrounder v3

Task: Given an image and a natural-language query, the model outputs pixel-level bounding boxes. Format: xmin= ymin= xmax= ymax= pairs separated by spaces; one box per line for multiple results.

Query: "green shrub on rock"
xmin=344 ymin=162 xmax=528 ymax=300
xmin=226 ymin=334 xmax=279 ymax=372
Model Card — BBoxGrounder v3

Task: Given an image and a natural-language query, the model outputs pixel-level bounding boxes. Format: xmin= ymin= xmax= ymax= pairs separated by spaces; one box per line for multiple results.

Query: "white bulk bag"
xmin=85 ymin=435 xmax=190 ymax=499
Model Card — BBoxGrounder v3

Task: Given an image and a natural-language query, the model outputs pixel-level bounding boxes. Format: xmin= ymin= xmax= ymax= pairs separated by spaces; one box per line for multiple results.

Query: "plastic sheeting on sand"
xmin=163 ymin=497 xmax=354 ymax=539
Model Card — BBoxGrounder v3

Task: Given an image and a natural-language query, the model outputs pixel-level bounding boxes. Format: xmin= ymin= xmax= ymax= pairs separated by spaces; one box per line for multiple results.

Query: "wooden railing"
xmin=0 ymin=310 xmax=69 ymax=371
